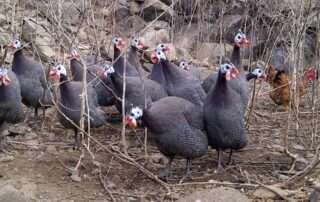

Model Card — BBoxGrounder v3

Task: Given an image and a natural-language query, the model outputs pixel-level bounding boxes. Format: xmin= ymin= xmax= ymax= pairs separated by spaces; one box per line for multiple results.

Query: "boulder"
xmin=177 ymin=187 xmax=249 ymax=202
xmin=224 ymin=15 xmax=244 ymax=43
xmin=114 ymin=1 xmax=130 ymax=21
xmin=141 ymin=28 xmax=170 ymax=49
xmin=0 ymin=33 xmax=10 ymax=46
xmin=119 ymin=15 xmax=146 ymax=34
xmin=0 ymin=185 xmax=29 ymax=202
xmin=140 ymin=0 xmax=174 ymax=22
xmin=147 ymin=20 xmax=170 ymax=31
xmin=22 ymin=18 xmax=56 ymax=62
xmin=195 ymin=42 xmax=233 ymax=65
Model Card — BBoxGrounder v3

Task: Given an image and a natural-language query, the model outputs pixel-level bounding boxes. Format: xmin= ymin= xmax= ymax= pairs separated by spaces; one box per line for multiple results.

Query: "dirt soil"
xmin=0 ymin=76 xmax=319 ymax=201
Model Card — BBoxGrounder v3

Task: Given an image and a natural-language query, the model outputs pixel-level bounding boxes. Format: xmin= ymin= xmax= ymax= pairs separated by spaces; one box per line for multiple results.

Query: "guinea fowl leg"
xmin=227 ymin=149 xmax=234 ymax=165
xmin=216 ymin=149 xmax=224 ymax=171
xmin=34 ymin=107 xmax=38 ymax=117
xmin=180 ymin=159 xmax=193 ymax=183
xmin=74 ymin=128 xmax=80 ymax=150
xmin=158 ymin=156 xmax=173 ymax=181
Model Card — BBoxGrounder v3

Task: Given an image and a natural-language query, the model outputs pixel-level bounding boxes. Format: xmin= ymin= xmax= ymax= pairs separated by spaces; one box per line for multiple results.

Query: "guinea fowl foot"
xmin=179 ymin=159 xmax=193 ymax=183
xmin=157 ymin=167 xmax=170 ymax=181
xmin=157 ymin=157 xmax=173 ymax=181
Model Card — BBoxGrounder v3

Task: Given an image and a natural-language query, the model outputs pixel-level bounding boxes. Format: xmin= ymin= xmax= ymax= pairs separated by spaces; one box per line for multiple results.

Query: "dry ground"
xmin=0 ymin=76 xmax=319 ymax=201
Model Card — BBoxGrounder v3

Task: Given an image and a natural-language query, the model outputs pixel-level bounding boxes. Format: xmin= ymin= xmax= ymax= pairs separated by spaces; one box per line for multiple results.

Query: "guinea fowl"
xmin=179 ymin=60 xmax=201 ymax=82
xmin=204 ymin=62 xmax=247 ymax=170
xmin=67 ymin=47 xmax=115 ymax=106
xmin=112 ymin=36 xmax=145 ymax=77
xmin=150 ymin=50 xmax=205 ymax=106
xmin=102 ymin=64 xmax=168 ymax=113
xmin=246 ymin=68 xmax=266 ymax=81
xmin=8 ymin=38 xmax=55 ymax=120
xmin=201 ymin=30 xmax=250 ymax=112
xmin=127 ymin=36 xmax=145 ymax=73
xmin=125 ymin=96 xmax=208 ymax=181
xmin=0 ymin=68 xmax=25 ymax=136
xmin=49 ymin=64 xmax=106 ymax=149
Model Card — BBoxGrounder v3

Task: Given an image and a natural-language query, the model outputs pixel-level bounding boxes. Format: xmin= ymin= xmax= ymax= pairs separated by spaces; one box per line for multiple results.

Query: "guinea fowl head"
xmin=66 ymin=47 xmax=80 ymax=60
xmin=99 ymin=63 xmax=115 ymax=78
xmin=125 ymin=106 xmax=143 ymax=128
xmin=113 ymin=36 xmax=125 ymax=50
xmin=234 ymin=30 xmax=250 ymax=47
xmin=151 ymin=50 xmax=167 ymax=64
xmin=0 ymin=68 xmax=12 ymax=86
xmin=49 ymin=63 xmax=67 ymax=81
xmin=131 ymin=37 xmax=144 ymax=50
xmin=220 ymin=62 xmax=238 ymax=81
xmin=179 ymin=60 xmax=190 ymax=71
xmin=156 ymin=42 xmax=169 ymax=55
xmin=252 ymin=68 xmax=266 ymax=82
xmin=7 ymin=39 xmax=22 ymax=53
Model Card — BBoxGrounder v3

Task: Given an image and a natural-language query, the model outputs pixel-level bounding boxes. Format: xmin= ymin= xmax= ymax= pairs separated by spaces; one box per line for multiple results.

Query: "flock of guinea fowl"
xmin=1 ymin=29 xmax=284 ymax=182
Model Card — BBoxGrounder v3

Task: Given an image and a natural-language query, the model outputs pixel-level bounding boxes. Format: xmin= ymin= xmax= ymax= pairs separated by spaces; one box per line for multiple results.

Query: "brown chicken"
xmin=266 ymin=65 xmax=313 ymax=111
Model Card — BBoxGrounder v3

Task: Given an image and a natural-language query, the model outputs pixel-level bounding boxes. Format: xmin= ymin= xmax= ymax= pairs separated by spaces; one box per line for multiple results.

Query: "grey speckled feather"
xmin=108 ymin=71 xmax=168 ymax=112
xmin=70 ymin=58 xmax=115 ymax=106
xmin=143 ymin=96 xmax=208 ymax=159
xmin=202 ymin=45 xmax=249 ymax=113
xmin=11 ymin=49 xmax=55 ymax=110
xmin=150 ymin=60 xmax=205 ymax=106
xmin=204 ymin=69 xmax=247 ymax=152
xmin=0 ymin=69 xmax=26 ymax=125
xmin=58 ymin=74 xmax=106 ymax=130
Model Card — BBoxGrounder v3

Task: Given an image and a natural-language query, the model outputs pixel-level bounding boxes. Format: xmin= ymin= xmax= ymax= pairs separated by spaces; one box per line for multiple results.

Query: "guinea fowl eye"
xmin=130 ymin=113 xmax=134 ymax=117
xmin=15 ymin=41 xmax=18 ymax=44
xmin=258 ymin=70 xmax=261 ymax=73
xmin=161 ymin=44 xmax=164 ymax=47
xmin=134 ymin=39 xmax=138 ymax=42
xmin=115 ymin=38 xmax=118 ymax=42
xmin=157 ymin=52 xmax=161 ymax=55
xmin=237 ymin=35 xmax=241 ymax=39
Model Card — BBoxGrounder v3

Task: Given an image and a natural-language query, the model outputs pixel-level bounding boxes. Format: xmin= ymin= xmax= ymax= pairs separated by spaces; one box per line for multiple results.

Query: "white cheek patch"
xmin=130 ymin=107 xmax=143 ymax=119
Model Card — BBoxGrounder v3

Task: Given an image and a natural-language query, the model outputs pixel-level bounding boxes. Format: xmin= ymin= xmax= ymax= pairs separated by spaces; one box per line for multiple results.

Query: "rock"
xmin=0 ymin=33 xmax=10 ymax=46
xmin=0 ymin=185 xmax=30 ymax=202
xmin=195 ymin=43 xmax=233 ymax=65
xmin=46 ymin=145 xmax=58 ymax=154
xmin=147 ymin=20 xmax=170 ymax=30
xmin=22 ymin=18 xmax=56 ymax=61
xmin=177 ymin=187 xmax=249 ymax=202
xmin=70 ymin=170 xmax=81 ymax=182
xmin=114 ymin=1 xmax=130 ymax=21
xmin=160 ymin=0 xmax=172 ymax=5
xmin=142 ymin=28 xmax=170 ymax=49
xmin=34 ymin=36 xmax=56 ymax=60
xmin=24 ymin=132 xmax=37 ymax=140
xmin=119 ymin=15 xmax=146 ymax=34
xmin=0 ymin=155 xmax=14 ymax=162
xmin=253 ymin=187 xmax=289 ymax=199
xmin=223 ymin=15 xmax=244 ymax=43
xmin=0 ymin=13 xmax=7 ymax=27
xmin=140 ymin=0 xmax=174 ymax=22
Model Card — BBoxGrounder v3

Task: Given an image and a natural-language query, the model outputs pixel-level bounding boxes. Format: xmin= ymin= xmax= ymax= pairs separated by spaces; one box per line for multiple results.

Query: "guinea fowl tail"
xmin=88 ymin=108 xmax=106 ymax=128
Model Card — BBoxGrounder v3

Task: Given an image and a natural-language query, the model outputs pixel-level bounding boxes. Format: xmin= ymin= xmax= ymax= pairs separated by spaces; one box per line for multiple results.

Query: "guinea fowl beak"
xmin=258 ymin=73 xmax=266 ymax=82
xmin=97 ymin=69 xmax=106 ymax=78
xmin=125 ymin=117 xmax=137 ymax=128
xmin=137 ymin=41 xmax=144 ymax=49
xmin=184 ymin=64 xmax=190 ymax=71
xmin=151 ymin=52 xmax=159 ymax=64
xmin=231 ymin=67 xmax=238 ymax=78
xmin=7 ymin=42 xmax=15 ymax=52
xmin=2 ymin=76 xmax=11 ymax=86
xmin=49 ymin=68 xmax=60 ymax=81
xmin=117 ymin=41 xmax=125 ymax=50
